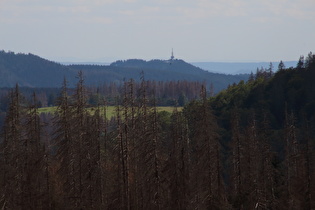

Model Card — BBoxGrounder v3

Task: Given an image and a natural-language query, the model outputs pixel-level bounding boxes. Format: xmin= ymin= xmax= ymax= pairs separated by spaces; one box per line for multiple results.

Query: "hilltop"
xmin=0 ymin=50 xmax=249 ymax=92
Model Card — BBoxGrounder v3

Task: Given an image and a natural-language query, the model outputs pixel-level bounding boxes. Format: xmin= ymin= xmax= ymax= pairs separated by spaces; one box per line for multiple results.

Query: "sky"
xmin=0 ymin=0 xmax=315 ymax=63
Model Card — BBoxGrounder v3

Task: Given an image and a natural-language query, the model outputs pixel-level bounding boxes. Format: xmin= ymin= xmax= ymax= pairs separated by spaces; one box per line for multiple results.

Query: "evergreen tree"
xmin=278 ymin=60 xmax=286 ymax=71
xmin=297 ymin=56 xmax=305 ymax=69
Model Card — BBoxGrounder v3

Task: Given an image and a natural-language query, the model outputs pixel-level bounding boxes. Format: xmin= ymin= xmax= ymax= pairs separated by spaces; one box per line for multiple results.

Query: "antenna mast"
xmin=171 ymin=48 xmax=174 ymax=60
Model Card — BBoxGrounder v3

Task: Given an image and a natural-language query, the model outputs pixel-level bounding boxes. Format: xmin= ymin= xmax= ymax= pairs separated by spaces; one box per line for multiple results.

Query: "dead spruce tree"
xmin=53 ymin=72 xmax=102 ymax=209
xmin=165 ymin=107 xmax=191 ymax=209
xmin=244 ymin=112 xmax=276 ymax=209
xmin=103 ymin=98 xmax=122 ymax=209
xmin=52 ymin=78 xmax=76 ymax=208
xmin=230 ymin=110 xmax=245 ymax=209
xmin=1 ymin=86 xmax=25 ymax=209
xmin=184 ymin=85 xmax=227 ymax=209
xmin=301 ymin=119 xmax=315 ymax=210
xmin=1 ymin=86 xmax=46 ymax=209
xmin=284 ymin=111 xmax=299 ymax=209
xmin=108 ymin=75 xmax=166 ymax=209
xmin=132 ymin=75 xmax=163 ymax=209
xmin=23 ymin=93 xmax=50 ymax=209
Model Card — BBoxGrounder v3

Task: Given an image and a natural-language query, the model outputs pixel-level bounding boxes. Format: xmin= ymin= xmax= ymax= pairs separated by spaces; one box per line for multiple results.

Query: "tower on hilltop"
xmin=170 ymin=48 xmax=174 ymax=60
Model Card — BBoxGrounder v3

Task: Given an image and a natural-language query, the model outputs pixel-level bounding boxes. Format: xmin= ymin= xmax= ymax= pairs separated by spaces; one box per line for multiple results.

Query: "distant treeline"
xmin=0 ymin=80 xmax=207 ymax=110
xmin=0 ymin=52 xmax=315 ymax=209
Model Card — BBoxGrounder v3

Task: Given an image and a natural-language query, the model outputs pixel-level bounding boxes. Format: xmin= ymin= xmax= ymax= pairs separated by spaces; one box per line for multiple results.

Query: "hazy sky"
xmin=1 ymin=0 xmax=314 ymax=62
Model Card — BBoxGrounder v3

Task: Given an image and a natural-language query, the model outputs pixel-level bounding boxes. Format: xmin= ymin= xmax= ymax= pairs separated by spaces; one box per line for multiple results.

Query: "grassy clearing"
xmin=38 ymin=106 xmax=182 ymax=119
xmin=38 ymin=107 xmax=57 ymax=113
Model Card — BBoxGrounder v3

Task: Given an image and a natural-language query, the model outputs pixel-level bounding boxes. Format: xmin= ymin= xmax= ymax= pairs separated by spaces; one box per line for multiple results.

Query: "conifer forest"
xmin=1 ymin=54 xmax=315 ymax=209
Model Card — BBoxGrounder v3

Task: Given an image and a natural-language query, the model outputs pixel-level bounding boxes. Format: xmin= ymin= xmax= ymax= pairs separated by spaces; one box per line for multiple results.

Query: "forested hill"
xmin=0 ymin=50 xmax=249 ymax=91
xmin=210 ymin=53 xmax=315 ymax=130
xmin=0 ymin=51 xmax=73 ymax=87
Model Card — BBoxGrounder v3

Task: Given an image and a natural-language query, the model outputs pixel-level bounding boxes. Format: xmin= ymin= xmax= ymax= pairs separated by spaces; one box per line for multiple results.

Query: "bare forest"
xmin=1 ymin=56 xmax=315 ymax=210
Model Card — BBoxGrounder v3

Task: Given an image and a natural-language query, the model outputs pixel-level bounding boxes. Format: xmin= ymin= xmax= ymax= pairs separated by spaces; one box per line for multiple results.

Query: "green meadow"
xmin=38 ymin=106 xmax=182 ymax=119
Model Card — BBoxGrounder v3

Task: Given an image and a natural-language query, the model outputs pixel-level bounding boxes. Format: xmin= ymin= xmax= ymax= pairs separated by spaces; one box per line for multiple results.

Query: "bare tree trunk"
xmin=303 ymin=120 xmax=312 ymax=210
xmin=231 ymin=110 xmax=244 ymax=209
xmin=152 ymin=94 xmax=161 ymax=210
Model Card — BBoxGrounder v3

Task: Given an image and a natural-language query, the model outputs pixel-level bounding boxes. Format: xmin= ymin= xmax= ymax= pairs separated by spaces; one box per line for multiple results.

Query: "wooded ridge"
xmin=0 ymin=50 xmax=248 ymax=92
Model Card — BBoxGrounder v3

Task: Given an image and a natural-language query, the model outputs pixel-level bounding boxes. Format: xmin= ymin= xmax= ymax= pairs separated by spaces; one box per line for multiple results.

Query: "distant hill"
xmin=0 ymin=50 xmax=249 ymax=92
